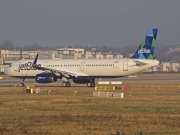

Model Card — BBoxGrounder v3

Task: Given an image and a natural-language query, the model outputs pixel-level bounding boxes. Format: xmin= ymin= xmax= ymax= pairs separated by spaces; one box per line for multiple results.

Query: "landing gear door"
xmin=123 ymin=60 xmax=129 ymax=71
xmin=80 ymin=62 xmax=85 ymax=71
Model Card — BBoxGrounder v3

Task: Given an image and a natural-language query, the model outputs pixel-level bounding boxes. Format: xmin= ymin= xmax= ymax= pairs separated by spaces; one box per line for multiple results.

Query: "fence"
xmin=112 ymin=132 xmax=180 ymax=135
xmin=93 ymin=91 xmax=124 ymax=98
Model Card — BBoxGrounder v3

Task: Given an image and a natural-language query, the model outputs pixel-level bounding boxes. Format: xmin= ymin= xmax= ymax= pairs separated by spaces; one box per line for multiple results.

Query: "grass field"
xmin=0 ymin=81 xmax=180 ymax=134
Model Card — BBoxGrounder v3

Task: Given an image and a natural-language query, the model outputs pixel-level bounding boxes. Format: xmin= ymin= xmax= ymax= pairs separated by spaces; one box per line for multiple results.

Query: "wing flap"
xmin=32 ymin=64 xmax=87 ymax=78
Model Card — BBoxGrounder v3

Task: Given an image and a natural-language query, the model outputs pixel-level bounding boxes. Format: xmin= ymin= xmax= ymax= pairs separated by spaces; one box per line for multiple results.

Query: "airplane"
xmin=5 ymin=28 xmax=160 ymax=87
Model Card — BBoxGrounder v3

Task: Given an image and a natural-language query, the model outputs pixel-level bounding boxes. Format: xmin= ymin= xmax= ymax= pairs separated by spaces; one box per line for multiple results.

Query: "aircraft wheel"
xmin=87 ymin=82 xmax=95 ymax=87
xmin=91 ymin=82 xmax=95 ymax=87
xmin=20 ymin=82 xmax=25 ymax=87
xmin=62 ymin=82 xmax=67 ymax=87
xmin=67 ymin=82 xmax=71 ymax=87
xmin=87 ymin=82 xmax=92 ymax=87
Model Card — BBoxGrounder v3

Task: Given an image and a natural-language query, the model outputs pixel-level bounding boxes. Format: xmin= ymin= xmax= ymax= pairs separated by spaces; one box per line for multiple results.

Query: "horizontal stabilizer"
xmin=133 ymin=60 xmax=148 ymax=66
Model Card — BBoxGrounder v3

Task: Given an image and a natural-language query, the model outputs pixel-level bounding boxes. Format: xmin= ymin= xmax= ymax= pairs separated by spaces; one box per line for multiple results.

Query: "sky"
xmin=0 ymin=0 xmax=180 ymax=47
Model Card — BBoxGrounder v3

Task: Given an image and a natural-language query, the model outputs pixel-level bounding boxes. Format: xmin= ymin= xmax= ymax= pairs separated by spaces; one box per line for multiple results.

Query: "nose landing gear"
xmin=20 ymin=78 xmax=25 ymax=87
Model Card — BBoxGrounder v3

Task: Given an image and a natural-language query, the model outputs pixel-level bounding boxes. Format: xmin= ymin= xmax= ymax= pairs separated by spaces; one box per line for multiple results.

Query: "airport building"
xmin=143 ymin=62 xmax=180 ymax=73
xmin=0 ymin=59 xmax=13 ymax=73
xmin=37 ymin=50 xmax=53 ymax=59
xmin=0 ymin=48 xmax=124 ymax=60
xmin=22 ymin=51 xmax=37 ymax=59
xmin=0 ymin=49 xmax=37 ymax=60
xmin=0 ymin=49 xmax=21 ymax=60
xmin=52 ymin=48 xmax=85 ymax=59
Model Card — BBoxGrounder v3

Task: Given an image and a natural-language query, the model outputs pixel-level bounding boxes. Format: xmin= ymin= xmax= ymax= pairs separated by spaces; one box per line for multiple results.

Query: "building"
xmin=37 ymin=50 xmax=53 ymax=59
xmin=22 ymin=51 xmax=37 ymax=59
xmin=0 ymin=49 xmax=21 ymax=60
xmin=0 ymin=59 xmax=10 ymax=73
xmin=113 ymin=54 xmax=123 ymax=59
xmin=0 ymin=50 xmax=38 ymax=60
xmin=159 ymin=62 xmax=180 ymax=72
xmin=52 ymin=48 xmax=85 ymax=59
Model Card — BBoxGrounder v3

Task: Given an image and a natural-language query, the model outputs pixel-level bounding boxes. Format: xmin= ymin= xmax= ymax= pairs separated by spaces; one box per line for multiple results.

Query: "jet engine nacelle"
xmin=73 ymin=78 xmax=89 ymax=84
xmin=35 ymin=73 xmax=57 ymax=83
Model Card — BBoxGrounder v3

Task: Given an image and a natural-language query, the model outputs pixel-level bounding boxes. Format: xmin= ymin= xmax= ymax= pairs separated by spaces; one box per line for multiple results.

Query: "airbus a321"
xmin=5 ymin=28 xmax=160 ymax=87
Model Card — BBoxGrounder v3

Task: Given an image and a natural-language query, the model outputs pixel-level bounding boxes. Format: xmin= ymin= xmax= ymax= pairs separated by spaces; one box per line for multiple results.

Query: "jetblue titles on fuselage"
xmin=18 ymin=62 xmax=41 ymax=72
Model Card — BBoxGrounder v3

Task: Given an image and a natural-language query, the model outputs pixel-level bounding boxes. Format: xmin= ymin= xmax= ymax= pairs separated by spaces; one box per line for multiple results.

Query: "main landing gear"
xmin=87 ymin=78 xmax=95 ymax=87
xmin=87 ymin=82 xmax=95 ymax=87
xmin=62 ymin=81 xmax=71 ymax=87
xmin=61 ymin=77 xmax=71 ymax=87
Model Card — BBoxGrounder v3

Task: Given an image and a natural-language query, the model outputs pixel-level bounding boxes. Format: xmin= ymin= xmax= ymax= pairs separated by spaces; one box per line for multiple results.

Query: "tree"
xmin=0 ymin=40 xmax=15 ymax=50
xmin=22 ymin=43 xmax=45 ymax=51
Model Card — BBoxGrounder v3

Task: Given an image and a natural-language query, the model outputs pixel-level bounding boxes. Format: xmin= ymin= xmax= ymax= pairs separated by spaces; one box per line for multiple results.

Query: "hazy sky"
xmin=0 ymin=0 xmax=180 ymax=47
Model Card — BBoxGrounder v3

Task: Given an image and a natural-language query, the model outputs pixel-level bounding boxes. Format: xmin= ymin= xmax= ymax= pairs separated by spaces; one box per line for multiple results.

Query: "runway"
xmin=0 ymin=77 xmax=179 ymax=86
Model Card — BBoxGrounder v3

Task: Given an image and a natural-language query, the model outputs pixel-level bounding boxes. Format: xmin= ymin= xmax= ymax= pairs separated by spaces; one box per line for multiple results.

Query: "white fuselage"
xmin=5 ymin=58 xmax=160 ymax=78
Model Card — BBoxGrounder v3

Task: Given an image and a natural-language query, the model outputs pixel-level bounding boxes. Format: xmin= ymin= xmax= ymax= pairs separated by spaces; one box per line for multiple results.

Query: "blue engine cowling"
xmin=35 ymin=73 xmax=57 ymax=83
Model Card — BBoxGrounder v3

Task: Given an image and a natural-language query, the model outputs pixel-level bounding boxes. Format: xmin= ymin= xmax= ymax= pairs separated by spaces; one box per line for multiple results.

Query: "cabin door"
xmin=14 ymin=62 xmax=19 ymax=72
xmin=43 ymin=61 xmax=48 ymax=67
xmin=123 ymin=60 xmax=129 ymax=71
xmin=80 ymin=62 xmax=85 ymax=71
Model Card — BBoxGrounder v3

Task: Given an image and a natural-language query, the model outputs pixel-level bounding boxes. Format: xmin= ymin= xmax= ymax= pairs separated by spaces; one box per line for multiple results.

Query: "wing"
xmin=32 ymin=54 xmax=88 ymax=78
xmin=35 ymin=66 xmax=88 ymax=78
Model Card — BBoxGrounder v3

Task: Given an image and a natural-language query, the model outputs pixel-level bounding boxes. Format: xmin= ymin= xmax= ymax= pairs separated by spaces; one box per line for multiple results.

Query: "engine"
xmin=35 ymin=73 xmax=57 ymax=83
xmin=73 ymin=78 xmax=89 ymax=84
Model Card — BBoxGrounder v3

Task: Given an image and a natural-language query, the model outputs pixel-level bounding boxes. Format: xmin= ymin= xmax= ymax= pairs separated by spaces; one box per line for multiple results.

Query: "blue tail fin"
xmin=131 ymin=28 xmax=158 ymax=59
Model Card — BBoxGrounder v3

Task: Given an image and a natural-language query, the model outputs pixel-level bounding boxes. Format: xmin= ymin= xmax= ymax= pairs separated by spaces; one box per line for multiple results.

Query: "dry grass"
xmin=0 ymin=81 xmax=180 ymax=134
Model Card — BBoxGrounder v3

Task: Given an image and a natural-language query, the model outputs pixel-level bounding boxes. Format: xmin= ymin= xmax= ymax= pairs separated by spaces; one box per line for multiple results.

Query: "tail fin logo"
xmin=131 ymin=28 xmax=158 ymax=60
xmin=138 ymin=48 xmax=150 ymax=54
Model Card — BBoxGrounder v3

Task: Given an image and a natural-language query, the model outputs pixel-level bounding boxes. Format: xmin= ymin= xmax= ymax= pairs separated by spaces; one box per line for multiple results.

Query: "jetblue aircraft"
xmin=5 ymin=29 xmax=160 ymax=87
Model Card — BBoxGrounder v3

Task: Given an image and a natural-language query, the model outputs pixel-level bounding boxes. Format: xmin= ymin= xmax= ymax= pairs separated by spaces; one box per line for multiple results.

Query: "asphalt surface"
xmin=0 ymin=77 xmax=179 ymax=86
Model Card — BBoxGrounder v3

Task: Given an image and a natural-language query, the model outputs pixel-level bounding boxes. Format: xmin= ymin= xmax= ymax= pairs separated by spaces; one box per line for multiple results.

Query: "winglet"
xmin=32 ymin=54 xmax=39 ymax=68
xmin=131 ymin=28 xmax=158 ymax=59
